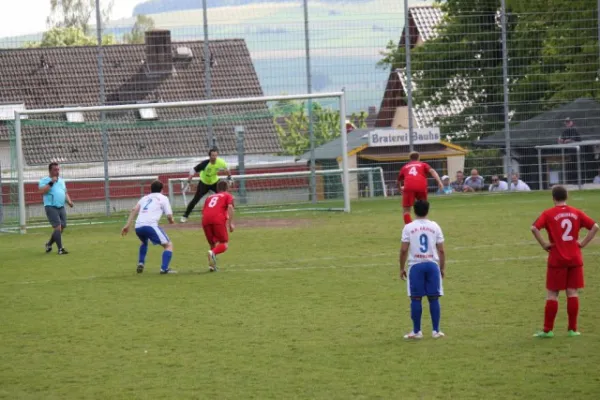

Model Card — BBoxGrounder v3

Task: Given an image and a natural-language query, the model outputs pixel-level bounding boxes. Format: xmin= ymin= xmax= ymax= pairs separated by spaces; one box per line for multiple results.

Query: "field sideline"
xmin=2 ymin=191 xmax=600 ymax=399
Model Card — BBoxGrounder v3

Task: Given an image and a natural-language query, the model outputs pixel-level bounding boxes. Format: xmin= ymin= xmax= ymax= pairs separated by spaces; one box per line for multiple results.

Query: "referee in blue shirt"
xmin=39 ymin=162 xmax=73 ymax=254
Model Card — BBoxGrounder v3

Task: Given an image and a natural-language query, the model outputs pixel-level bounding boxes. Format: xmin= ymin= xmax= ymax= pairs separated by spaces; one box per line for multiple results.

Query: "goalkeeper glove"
xmin=226 ymin=175 xmax=233 ymax=182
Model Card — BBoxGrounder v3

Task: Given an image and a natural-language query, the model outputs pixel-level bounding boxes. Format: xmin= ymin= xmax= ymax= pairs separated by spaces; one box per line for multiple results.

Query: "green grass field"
xmin=2 ymin=191 xmax=600 ymax=399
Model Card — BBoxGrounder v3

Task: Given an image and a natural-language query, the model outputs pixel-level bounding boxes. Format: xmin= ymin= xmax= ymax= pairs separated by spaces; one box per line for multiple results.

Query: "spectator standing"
xmin=510 ymin=173 xmax=531 ymax=191
xmin=559 ymin=118 xmax=582 ymax=184
xmin=489 ymin=175 xmax=508 ymax=192
xmin=593 ymin=168 xmax=600 ymax=184
xmin=464 ymin=169 xmax=485 ymax=192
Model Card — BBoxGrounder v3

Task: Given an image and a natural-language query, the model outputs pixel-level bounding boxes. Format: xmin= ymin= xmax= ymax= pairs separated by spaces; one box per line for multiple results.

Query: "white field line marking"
xmin=5 ymin=252 xmax=599 ymax=286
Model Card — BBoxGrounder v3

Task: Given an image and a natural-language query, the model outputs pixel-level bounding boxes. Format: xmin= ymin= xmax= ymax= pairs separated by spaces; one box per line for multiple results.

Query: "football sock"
xmin=567 ymin=296 xmax=579 ymax=332
xmin=410 ymin=298 xmax=422 ymax=333
xmin=52 ymin=229 xmax=63 ymax=249
xmin=403 ymin=213 xmax=412 ymax=224
xmin=161 ymin=250 xmax=173 ymax=271
xmin=48 ymin=232 xmax=55 ymax=246
xmin=428 ymin=297 xmax=441 ymax=332
xmin=544 ymin=299 xmax=559 ymax=332
xmin=213 ymin=243 xmax=228 ymax=255
xmin=138 ymin=243 xmax=148 ymax=264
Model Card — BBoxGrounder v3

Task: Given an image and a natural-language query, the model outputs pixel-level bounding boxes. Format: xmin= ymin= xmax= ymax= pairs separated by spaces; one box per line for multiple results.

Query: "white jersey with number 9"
xmin=401 ymin=219 xmax=444 ymax=268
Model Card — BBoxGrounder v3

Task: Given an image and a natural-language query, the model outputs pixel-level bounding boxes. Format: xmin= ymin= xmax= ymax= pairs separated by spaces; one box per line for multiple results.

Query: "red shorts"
xmin=202 ymin=224 xmax=229 ymax=246
xmin=402 ymin=190 xmax=428 ymax=208
xmin=546 ymin=266 xmax=584 ymax=291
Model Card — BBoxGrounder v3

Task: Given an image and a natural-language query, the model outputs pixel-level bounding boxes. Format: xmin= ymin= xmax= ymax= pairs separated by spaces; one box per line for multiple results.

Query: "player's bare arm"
xmin=121 ymin=204 xmax=141 ymax=236
xmin=437 ymin=242 xmax=446 ymax=278
xmin=167 ymin=214 xmax=175 ymax=224
xmin=579 ymin=222 xmax=599 ymax=248
xmin=429 ymin=169 xmax=445 ymax=191
xmin=399 ymin=242 xmax=409 ymax=280
xmin=66 ymin=192 xmax=74 ymax=208
xmin=531 ymin=225 xmax=553 ymax=252
xmin=227 ymin=204 xmax=235 ymax=232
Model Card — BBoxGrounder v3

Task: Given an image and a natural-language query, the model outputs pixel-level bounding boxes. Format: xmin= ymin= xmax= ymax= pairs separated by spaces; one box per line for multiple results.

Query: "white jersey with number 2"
xmin=135 ymin=193 xmax=173 ymax=228
xmin=401 ymin=219 xmax=444 ymax=268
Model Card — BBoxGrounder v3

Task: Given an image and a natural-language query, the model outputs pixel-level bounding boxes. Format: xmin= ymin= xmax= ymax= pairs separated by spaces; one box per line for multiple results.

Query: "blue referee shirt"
xmin=39 ymin=177 xmax=67 ymax=207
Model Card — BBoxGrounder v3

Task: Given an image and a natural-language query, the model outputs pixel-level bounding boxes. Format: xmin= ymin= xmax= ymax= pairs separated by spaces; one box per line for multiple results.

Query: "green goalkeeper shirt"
xmin=194 ymin=158 xmax=228 ymax=185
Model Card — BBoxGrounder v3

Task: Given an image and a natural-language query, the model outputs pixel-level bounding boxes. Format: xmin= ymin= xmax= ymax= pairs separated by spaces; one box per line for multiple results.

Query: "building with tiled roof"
xmin=376 ymin=5 xmax=469 ymax=131
xmin=0 ymin=30 xmax=281 ymax=167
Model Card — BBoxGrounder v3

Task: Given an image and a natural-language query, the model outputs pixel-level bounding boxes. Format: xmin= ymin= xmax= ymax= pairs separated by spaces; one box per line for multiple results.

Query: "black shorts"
xmin=197 ymin=181 xmax=218 ymax=197
xmin=45 ymin=206 xmax=67 ymax=228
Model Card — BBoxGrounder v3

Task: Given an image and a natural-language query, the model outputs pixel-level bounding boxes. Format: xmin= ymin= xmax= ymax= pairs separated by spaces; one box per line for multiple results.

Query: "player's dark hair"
xmin=552 ymin=185 xmax=568 ymax=202
xmin=48 ymin=162 xmax=59 ymax=171
xmin=150 ymin=180 xmax=163 ymax=193
xmin=413 ymin=200 xmax=430 ymax=217
xmin=409 ymin=152 xmax=420 ymax=161
xmin=208 ymin=148 xmax=218 ymax=156
xmin=216 ymin=180 xmax=229 ymax=193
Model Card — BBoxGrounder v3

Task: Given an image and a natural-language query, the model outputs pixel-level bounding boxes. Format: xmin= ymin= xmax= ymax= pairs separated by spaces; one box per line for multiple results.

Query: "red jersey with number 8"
xmin=202 ymin=192 xmax=234 ymax=225
xmin=398 ymin=161 xmax=431 ymax=192
xmin=533 ymin=205 xmax=596 ymax=268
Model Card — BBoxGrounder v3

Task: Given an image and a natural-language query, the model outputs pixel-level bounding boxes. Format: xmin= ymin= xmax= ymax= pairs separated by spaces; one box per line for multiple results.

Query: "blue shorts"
xmin=135 ymin=226 xmax=170 ymax=245
xmin=407 ymin=261 xmax=444 ymax=297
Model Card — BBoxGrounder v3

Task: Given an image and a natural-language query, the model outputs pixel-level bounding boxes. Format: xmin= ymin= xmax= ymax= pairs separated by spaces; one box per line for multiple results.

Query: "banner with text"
xmin=368 ymin=128 xmax=441 ymax=147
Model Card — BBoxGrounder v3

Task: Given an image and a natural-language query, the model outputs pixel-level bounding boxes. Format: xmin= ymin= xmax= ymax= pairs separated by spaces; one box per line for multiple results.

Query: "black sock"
xmin=52 ymin=229 xmax=63 ymax=249
xmin=48 ymin=233 xmax=55 ymax=246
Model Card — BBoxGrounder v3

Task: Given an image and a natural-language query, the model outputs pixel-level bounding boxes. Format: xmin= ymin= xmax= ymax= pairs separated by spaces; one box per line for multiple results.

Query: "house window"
xmin=138 ymin=107 xmax=158 ymax=120
xmin=0 ymin=103 xmax=27 ymax=120
xmin=66 ymin=111 xmax=85 ymax=123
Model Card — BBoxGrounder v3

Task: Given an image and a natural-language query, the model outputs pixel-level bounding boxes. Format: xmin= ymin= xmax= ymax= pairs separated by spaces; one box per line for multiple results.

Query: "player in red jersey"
xmin=397 ymin=152 xmax=444 ymax=224
xmin=202 ymin=180 xmax=235 ymax=272
xmin=531 ymin=186 xmax=598 ymax=338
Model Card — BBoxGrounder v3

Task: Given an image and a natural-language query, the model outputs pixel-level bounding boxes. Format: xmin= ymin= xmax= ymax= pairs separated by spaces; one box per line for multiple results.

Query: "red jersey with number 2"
xmin=533 ymin=205 xmax=596 ymax=268
xmin=202 ymin=192 xmax=234 ymax=225
xmin=398 ymin=161 xmax=431 ymax=192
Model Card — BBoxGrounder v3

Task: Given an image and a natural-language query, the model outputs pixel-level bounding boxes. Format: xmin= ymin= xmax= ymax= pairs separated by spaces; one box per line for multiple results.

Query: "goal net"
xmin=3 ymin=92 xmax=385 ymax=233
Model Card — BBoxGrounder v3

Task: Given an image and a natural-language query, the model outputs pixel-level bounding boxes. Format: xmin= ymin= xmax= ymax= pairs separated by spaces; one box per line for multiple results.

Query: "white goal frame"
xmin=13 ymin=92 xmax=350 ymax=234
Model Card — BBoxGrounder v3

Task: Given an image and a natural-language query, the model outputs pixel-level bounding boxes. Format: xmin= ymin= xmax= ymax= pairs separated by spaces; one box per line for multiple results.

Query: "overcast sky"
xmin=0 ymin=0 xmax=146 ymax=38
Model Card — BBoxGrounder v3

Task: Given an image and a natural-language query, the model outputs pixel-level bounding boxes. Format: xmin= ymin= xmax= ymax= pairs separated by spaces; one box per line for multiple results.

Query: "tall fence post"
xmin=500 ymin=0 xmax=512 ymax=189
xmin=202 ymin=0 xmax=215 ymax=149
xmin=0 ymin=161 xmax=3 ymax=227
xmin=95 ymin=0 xmax=110 ymax=215
xmin=303 ymin=0 xmax=317 ymax=204
xmin=235 ymin=126 xmax=247 ymax=205
xmin=404 ymin=0 xmax=414 ymax=152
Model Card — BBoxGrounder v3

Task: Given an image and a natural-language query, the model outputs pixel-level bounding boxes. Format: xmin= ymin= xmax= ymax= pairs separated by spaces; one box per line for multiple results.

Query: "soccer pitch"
xmin=2 ymin=192 xmax=600 ymax=399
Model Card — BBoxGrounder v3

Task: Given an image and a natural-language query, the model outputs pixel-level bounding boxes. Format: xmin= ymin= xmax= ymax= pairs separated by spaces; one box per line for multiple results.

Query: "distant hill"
xmin=134 ymin=0 xmax=370 ymax=16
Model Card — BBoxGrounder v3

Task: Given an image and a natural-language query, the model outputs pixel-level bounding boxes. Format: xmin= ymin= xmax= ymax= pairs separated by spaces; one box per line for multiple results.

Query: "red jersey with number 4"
xmin=398 ymin=161 xmax=431 ymax=192
xmin=533 ymin=205 xmax=596 ymax=268
xmin=202 ymin=192 xmax=234 ymax=225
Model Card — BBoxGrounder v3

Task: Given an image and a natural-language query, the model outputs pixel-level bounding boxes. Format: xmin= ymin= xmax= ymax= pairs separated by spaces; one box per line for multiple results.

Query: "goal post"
xmin=9 ymin=92 xmax=355 ymax=233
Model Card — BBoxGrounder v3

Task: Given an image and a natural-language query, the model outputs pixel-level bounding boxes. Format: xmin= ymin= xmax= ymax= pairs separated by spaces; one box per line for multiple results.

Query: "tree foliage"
xmin=48 ymin=0 xmax=114 ymax=34
xmin=379 ymin=0 xmax=600 ymax=140
xmin=275 ymin=102 xmax=367 ymax=156
xmin=26 ymin=26 xmax=115 ymax=48
xmin=123 ymin=15 xmax=156 ymax=44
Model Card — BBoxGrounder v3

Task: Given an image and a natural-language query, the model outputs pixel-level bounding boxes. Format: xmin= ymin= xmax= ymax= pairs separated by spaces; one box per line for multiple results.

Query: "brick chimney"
xmin=145 ymin=30 xmax=173 ymax=74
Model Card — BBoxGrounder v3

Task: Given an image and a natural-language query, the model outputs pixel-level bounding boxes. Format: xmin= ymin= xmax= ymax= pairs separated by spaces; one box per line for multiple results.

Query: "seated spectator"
xmin=464 ymin=169 xmax=485 ymax=192
xmin=450 ymin=171 xmax=466 ymax=192
xmin=489 ymin=175 xmax=508 ymax=192
xmin=437 ymin=175 xmax=453 ymax=195
xmin=593 ymin=168 xmax=600 ymax=184
xmin=510 ymin=173 xmax=531 ymax=191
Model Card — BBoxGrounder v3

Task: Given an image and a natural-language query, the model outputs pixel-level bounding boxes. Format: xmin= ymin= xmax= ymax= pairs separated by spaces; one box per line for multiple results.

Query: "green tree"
xmin=275 ymin=103 xmax=368 ymax=156
xmin=48 ymin=0 xmax=114 ymax=34
xmin=123 ymin=15 xmax=156 ymax=44
xmin=26 ymin=26 xmax=114 ymax=48
xmin=378 ymin=0 xmax=600 ymax=140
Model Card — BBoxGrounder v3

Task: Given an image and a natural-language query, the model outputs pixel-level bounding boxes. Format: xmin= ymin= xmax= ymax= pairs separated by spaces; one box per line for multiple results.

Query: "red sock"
xmin=403 ymin=213 xmax=412 ymax=224
xmin=567 ymin=296 xmax=579 ymax=332
xmin=544 ymin=299 xmax=558 ymax=332
xmin=213 ymin=243 xmax=228 ymax=255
